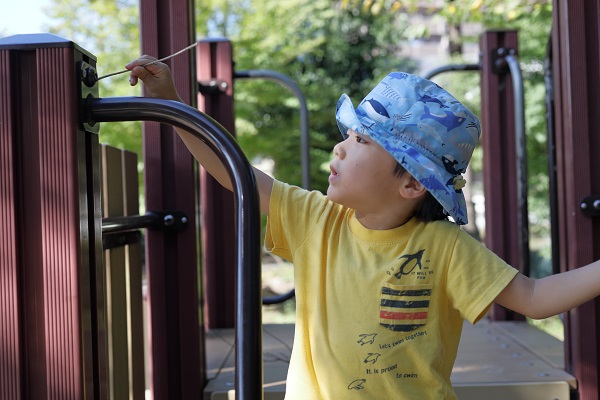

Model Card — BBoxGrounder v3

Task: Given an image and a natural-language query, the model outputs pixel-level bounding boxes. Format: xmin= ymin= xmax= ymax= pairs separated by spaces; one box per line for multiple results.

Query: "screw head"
xmin=163 ymin=214 xmax=175 ymax=226
xmin=82 ymin=66 xmax=98 ymax=88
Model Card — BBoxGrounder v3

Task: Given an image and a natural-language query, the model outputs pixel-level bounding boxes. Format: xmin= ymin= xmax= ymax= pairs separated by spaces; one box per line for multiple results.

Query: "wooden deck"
xmin=204 ymin=319 xmax=575 ymax=399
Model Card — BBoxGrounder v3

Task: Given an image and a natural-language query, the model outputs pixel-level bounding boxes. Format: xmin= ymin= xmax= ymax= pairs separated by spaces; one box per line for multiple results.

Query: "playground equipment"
xmin=0 ymin=33 xmax=263 ymax=400
xmin=1 ymin=6 xmax=600 ymax=397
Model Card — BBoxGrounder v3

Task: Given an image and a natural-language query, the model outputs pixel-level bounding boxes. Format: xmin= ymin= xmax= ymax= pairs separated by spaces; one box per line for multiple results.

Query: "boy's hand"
xmin=125 ymin=56 xmax=182 ymax=102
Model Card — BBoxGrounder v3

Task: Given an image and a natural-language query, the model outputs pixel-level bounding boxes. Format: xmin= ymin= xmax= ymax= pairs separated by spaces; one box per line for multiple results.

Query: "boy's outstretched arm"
xmin=126 ymin=56 xmax=273 ymax=215
xmin=495 ymin=258 xmax=600 ymax=319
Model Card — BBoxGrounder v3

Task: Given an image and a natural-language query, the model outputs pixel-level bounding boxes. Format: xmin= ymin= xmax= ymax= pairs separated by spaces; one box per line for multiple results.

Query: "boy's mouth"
xmin=328 ymin=164 xmax=339 ymax=184
xmin=329 ymin=164 xmax=339 ymax=176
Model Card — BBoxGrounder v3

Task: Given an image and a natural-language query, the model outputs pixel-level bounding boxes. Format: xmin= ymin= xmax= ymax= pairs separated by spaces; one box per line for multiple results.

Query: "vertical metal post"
xmin=552 ymin=2 xmax=600 ymax=398
xmin=139 ymin=0 xmax=204 ymax=398
xmin=197 ymin=39 xmax=237 ymax=329
xmin=0 ymin=33 xmax=105 ymax=399
xmin=479 ymin=30 xmax=526 ymax=321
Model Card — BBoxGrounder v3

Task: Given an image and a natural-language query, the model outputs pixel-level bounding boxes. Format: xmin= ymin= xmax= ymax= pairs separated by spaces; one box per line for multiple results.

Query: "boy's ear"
xmin=399 ymin=176 xmax=427 ymax=199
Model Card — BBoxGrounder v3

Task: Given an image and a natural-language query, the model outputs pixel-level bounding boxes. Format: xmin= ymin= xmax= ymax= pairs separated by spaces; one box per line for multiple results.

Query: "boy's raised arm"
xmin=126 ymin=56 xmax=273 ymax=215
xmin=495 ymin=258 xmax=600 ymax=319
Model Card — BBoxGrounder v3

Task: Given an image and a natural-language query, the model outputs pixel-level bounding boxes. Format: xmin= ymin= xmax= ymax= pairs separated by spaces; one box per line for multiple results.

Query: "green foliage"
xmin=41 ymin=0 xmax=554 ymax=236
xmin=199 ymin=0 xmax=415 ymax=192
xmin=46 ymin=0 xmax=143 ymax=155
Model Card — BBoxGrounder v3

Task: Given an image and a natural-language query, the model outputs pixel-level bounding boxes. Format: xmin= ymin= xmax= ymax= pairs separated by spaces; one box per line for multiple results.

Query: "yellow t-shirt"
xmin=265 ymin=181 xmax=518 ymax=400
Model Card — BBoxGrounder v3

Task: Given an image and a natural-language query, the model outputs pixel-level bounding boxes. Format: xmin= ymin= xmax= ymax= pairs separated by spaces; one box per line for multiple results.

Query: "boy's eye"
xmin=355 ymin=135 xmax=366 ymax=143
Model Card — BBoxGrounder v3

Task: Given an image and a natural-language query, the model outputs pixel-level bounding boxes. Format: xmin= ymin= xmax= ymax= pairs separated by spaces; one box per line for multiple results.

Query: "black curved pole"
xmin=505 ymin=54 xmax=531 ymax=278
xmin=235 ymin=69 xmax=311 ymax=190
xmin=234 ymin=70 xmax=302 ymax=306
xmin=423 ymin=63 xmax=481 ymax=80
xmin=85 ymin=96 xmax=263 ymax=400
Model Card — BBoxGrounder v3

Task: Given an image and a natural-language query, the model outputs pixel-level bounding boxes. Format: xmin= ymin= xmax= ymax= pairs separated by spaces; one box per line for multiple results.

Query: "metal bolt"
xmin=581 ymin=202 xmax=588 ymax=210
xmin=163 ymin=214 xmax=175 ymax=226
xmin=594 ymin=200 xmax=600 ymax=209
xmin=81 ymin=66 xmax=98 ymax=88
xmin=181 ymin=216 xmax=188 ymax=224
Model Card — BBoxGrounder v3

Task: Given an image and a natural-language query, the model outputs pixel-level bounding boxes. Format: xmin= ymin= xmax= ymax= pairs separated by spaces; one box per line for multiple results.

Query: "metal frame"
xmin=234 ymin=69 xmax=311 ymax=190
xmin=85 ymin=96 xmax=264 ymax=400
xmin=552 ymin=2 xmax=600 ymax=398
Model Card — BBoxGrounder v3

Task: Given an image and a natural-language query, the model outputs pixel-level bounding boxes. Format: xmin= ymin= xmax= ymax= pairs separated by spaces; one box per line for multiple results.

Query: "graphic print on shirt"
xmin=389 ymin=249 xmax=425 ymax=279
xmin=357 ymin=333 xmax=377 ymax=346
xmin=380 ymin=283 xmax=431 ymax=332
xmin=348 ymin=379 xmax=366 ymax=390
xmin=346 ymin=249 xmax=432 ymax=392
xmin=380 ymin=248 xmax=433 ymax=332
xmin=364 ymin=353 xmax=382 ymax=364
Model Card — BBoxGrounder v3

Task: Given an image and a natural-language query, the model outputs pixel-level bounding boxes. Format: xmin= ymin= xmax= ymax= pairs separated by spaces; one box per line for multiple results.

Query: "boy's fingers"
xmin=125 ymin=55 xmax=158 ymax=70
xmin=131 ymin=66 xmax=148 ymax=80
xmin=128 ymin=73 xmax=138 ymax=86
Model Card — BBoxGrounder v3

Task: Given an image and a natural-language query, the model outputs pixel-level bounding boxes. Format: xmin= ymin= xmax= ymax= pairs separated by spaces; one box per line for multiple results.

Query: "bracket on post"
xmin=101 ymin=210 xmax=189 ymax=250
xmin=198 ymin=79 xmax=229 ymax=94
xmin=580 ymin=196 xmax=600 ymax=217
xmin=79 ymin=61 xmax=99 ymax=133
xmin=491 ymin=47 xmax=517 ymax=75
xmin=102 ymin=210 xmax=189 ymax=234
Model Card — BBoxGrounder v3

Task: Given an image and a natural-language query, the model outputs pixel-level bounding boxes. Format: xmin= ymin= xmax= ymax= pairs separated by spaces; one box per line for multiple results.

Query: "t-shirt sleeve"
xmin=446 ymin=229 xmax=519 ymax=324
xmin=265 ymin=180 xmax=331 ymax=262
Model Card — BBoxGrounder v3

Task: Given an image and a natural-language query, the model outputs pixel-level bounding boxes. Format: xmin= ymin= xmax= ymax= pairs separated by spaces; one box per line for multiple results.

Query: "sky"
xmin=2 ymin=0 xmax=53 ymax=36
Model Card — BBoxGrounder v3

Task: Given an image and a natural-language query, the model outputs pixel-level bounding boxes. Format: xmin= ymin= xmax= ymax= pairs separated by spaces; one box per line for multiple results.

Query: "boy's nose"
xmin=333 ymin=141 xmax=345 ymax=159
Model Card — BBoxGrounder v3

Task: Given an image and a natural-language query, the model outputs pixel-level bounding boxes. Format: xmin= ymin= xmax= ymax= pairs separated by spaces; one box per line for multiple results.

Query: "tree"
xmin=47 ymin=0 xmax=143 ymax=155
xmin=342 ymin=1 xmax=553 ymax=218
xmin=199 ymin=0 xmax=415 ymax=192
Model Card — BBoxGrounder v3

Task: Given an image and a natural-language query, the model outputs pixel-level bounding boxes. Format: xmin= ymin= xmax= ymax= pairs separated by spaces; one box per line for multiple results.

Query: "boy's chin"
xmin=326 ymin=186 xmax=336 ymax=201
xmin=326 ymin=187 xmax=345 ymax=206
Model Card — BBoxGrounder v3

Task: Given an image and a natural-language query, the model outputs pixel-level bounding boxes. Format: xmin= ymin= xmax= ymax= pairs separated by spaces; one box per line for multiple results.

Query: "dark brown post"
xmin=197 ymin=39 xmax=236 ymax=329
xmin=0 ymin=34 xmax=105 ymax=399
xmin=552 ymin=2 xmax=600 ymax=399
xmin=479 ymin=30 xmax=525 ymax=321
xmin=0 ymin=38 xmax=21 ymax=400
xmin=139 ymin=0 xmax=205 ymax=399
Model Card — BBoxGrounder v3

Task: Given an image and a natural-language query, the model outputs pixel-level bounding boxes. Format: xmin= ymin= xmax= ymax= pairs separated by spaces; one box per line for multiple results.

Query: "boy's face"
xmin=327 ymin=130 xmax=403 ymax=212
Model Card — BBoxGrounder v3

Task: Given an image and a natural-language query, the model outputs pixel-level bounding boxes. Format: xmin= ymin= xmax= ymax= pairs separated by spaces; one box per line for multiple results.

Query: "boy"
xmin=126 ymin=56 xmax=600 ymax=399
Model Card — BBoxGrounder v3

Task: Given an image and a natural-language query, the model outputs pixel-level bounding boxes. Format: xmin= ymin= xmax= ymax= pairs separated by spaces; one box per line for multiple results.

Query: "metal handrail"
xmin=423 ymin=63 xmax=481 ymax=80
xmin=424 ymin=58 xmax=530 ymax=277
xmin=101 ymin=211 xmax=188 ymax=234
xmin=85 ymin=96 xmax=263 ymax=400
xmin=235 ymin=69 xmax=311 ymax=190
xmin=235 ymin=69 xmax=310 ymax=305
xmin=505 ymin=54 xmax=530 ymax=277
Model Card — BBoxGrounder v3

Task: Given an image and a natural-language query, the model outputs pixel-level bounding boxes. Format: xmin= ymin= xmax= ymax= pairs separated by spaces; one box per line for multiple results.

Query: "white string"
xmin=96 ymin=42 xmax=199 ymax=81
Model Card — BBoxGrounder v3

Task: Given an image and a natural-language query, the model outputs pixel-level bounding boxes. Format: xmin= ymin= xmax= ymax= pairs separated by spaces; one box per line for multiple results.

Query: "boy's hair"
xmin=393 ymin=163 xmax=448 ymax=223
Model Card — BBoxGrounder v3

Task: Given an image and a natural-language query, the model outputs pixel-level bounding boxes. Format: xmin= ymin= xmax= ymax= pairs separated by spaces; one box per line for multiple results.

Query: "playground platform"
xmin=204 ymin=319 xmax=575 ymax=400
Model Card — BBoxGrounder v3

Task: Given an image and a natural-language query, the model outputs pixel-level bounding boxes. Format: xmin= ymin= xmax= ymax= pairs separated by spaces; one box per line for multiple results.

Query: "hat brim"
xmin=335 ymin=94 xmax=468 ymax=225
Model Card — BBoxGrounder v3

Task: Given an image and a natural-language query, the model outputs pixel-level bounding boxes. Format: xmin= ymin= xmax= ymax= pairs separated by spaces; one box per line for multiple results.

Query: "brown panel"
xmin=0 ymin=49 xmax=21 ymax=400
xmin=102 ymin=145 xmax=130 ymax=399
xmin=553 ymin=2 xmax=600 ymax=399
xmin=0 ymin=34 xmax=104 ymax=400
xmin=37 ymin=46 xmax=82 ymax=399
xmin=101 ymin=146 xmax=146 ymax=400
xmin=139 ymin=0 xmax=204 ymax=398
xmin=479 ymin=31 xmax=523 ymax=321
xmin=197 ymin=39 xmax=236 ymax=329
xmin=123 ymin=150 xmax=146 ymax=400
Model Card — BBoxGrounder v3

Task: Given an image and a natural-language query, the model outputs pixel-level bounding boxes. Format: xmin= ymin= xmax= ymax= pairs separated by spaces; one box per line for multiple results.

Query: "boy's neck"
xmin=354 ymin=208 xmax=415 ymax=230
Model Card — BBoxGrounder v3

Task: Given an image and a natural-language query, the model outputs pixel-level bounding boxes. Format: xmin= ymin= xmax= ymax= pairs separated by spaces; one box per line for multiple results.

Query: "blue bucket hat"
xmin=335 ymin=72 xmax=481 ymax=225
